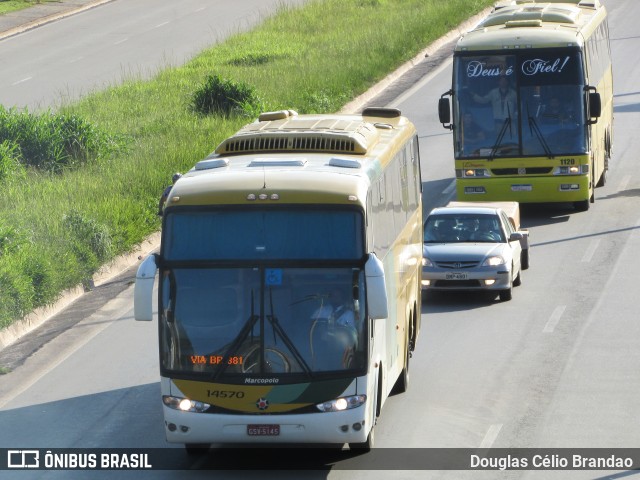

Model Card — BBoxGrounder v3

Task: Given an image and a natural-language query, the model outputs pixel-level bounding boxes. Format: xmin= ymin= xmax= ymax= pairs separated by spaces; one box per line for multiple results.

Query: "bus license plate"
xmin=511 ymin=184 xmax=532 ymax=192
xmin=445 ymin=272 xmax=468 ymax=280
xmin=247 ymin=424 xmax=280 ymax=436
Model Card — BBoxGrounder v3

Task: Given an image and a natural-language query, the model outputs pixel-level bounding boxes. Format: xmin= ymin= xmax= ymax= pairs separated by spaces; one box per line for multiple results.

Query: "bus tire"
xmin=596 ymin=166 xmax=607 ymax=188
xmin=521 ymin=249 xmax=530 ymax=270
xmin=350 ymin=422 xmax=375 ymax=452
xmin=392 ymin=338 xmax=410 ymax=395
xmin=574 ymin=199 xmax=589 ymax=212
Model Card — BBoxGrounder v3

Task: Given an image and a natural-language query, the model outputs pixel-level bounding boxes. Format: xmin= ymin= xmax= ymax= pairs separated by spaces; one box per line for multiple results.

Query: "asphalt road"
xmin=0 ymin=0 xmax=310 ymax=110
xmin=2 ymin=0 xmax=640 ymax=479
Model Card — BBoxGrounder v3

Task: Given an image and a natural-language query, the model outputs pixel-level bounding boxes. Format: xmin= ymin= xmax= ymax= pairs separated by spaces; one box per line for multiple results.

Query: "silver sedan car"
xmin=421 ymin=204 xmax=529 ymax=301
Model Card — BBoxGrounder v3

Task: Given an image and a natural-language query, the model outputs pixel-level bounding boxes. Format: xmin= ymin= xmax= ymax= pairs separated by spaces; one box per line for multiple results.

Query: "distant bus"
xmin=438 ymin=0 xmax=613 ymax=211
xmin=134 ymin=108 xmax=422 ymax=452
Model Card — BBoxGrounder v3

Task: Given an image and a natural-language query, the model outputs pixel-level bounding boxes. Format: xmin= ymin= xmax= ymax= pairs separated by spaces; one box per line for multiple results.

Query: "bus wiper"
xmin=265 ymin=288 xmax=312 ymax=376
xmin=527 ymin=103 xmax=554 ymax=159
xmin=212 ymin=290 xmax=260 ymax=380
xmin=489 ymin=107 xmax=513 ymax=161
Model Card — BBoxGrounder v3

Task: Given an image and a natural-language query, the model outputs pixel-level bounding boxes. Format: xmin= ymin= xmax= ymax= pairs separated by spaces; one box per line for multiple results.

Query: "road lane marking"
xmin=113 ymin=38 xmax=128 ymax=45
xmin=543 ymin=305 xmax=566 ymax=333
xmin=12 ymin=77 xmax=32 ymax=85
xmin=155 ymin=21 xmax=170 ymax=28
xmin=479 ymin=424 xmax=502 ymax=448
xmin=443 ymin=179 xmax=456 ymax=195
xmin=581 ymin=238 xmax=600 ymax=263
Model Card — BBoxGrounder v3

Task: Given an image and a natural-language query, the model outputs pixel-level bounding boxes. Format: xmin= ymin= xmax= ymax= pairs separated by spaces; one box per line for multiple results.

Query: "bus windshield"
xmin=159 ymin=267 xmax=367 ymax=379
xmin=453 ymin=50 xmax=587 ymax=158
xmin=159 ymin=207 xmax=367 ymax=380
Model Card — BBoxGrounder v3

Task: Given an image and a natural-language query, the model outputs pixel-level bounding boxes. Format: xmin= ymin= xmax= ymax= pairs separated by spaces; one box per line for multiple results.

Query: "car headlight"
xmin=316 ymin=395 xmax=366 ymax=412
xmin=422 ymin=257 xmax=433 ymax=267
xmin=482 ymin=255 xmax=506 ymax=267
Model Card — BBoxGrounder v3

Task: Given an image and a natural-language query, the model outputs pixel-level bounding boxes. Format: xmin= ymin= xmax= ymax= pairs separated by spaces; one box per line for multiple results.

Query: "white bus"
xmin=134 ymin=108 xmax=423 ymax=452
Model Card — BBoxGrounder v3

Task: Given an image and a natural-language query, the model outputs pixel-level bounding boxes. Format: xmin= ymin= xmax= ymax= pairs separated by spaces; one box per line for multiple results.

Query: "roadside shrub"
xmin=0 ymin=223 xmax=27 ymax=257
xmin=0 ymin=140 xmax=26 ymax=181
xmin=191 ymin=74 xmax=261 ymax=116
xmin=63 ymin=211 xmax=113 ymax=279
xmin=0 ymin=106 xmax=125 ymax=173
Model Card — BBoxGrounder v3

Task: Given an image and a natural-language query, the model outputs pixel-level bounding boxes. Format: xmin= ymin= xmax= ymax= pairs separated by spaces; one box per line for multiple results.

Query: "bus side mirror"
xmin=134 ymin=255 xmax=157 ymax=321
xmin=365 ymin=253 xmax=388 ymax=320
xmin=438 ymin=95 xmax=452 ymax=130
xmin=587 ymin=88 xmax=601 ymax=124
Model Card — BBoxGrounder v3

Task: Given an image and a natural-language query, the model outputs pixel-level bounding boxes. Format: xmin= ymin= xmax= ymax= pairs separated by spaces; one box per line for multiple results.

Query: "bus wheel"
xmin=521 ymin=249 xmax=530 ymax=270
xmin=392 ymin=339 xmax=410 ymax=394
xmin=574 ymin=199 xmax=590 ymax=212
xmin=185 ymin=443 xmax=209 ymax=455
xmin=350 ymin=423 xmax=375 ymax=452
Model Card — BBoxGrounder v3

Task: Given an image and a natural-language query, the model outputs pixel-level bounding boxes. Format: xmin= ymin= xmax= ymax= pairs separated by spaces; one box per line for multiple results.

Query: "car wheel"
xmin=499 ymin=287 xmax=512 ymax=301
xmin=513 ymin=270 xmax=521 ymax=287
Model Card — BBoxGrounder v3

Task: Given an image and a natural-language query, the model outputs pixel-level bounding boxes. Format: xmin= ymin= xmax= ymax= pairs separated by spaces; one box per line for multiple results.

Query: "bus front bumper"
xmin=456 ymin=175 xmax=590 ymax=204
xmin=162 ymin=405 xmax=370 ymax=445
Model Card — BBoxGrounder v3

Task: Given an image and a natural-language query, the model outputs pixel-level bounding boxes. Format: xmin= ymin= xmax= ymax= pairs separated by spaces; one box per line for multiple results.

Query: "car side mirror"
xmin=509 ymin=232 xmax=524 ymax=242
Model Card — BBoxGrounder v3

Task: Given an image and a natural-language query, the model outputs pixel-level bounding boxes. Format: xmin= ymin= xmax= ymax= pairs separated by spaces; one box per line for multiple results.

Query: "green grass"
xmin=0 ymin=0 xmax=495 ymax=328
xmin=0 ymin=1 xmax=47 ymax=16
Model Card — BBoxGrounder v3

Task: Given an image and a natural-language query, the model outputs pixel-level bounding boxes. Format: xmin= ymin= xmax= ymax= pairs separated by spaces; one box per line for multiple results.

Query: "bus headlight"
xmin=316 ymin=395 xmax=366 ymax=412
xmin=163 ymin=395 xmax=211 ymax=413
xmin=462 ymin=168 xmax=489 ymax=177
xmin=556 ymin=165 xmax=586 ymax=175
xmin=482 ymin=255 xmax=506 ymax=267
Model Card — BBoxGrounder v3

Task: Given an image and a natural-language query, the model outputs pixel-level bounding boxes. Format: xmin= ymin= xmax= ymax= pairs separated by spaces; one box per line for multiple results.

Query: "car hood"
xmin=423 ymin=242 xmax=505 ymax=261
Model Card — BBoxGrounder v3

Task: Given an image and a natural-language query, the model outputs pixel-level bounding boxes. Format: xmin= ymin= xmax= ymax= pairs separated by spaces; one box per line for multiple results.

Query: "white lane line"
xmin=155 ymin=21 xmax=170 ymax=28
xmin=443 ymin=179 xmax=456 ymax=195
xmin=113 ymin=38 xmax=128 ymax=46
xmin=543 ymin=305 xmax=566 ymax=333
xmin=68 ymin=56 xmax=84 ymax=64
xmin=479 ymin=424 xmax=502 ymax=448
xmin=12 ymin=77 xmax=32 ymax=85
xmin=581 ymin=238 xmax=600 ymax=263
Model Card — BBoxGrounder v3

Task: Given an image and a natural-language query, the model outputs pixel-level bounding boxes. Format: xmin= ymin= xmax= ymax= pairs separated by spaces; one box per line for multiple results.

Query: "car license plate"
xmin=247 ymin=424 xmax=280 ymax=436
xmin=445 ymin=272 xmax=468 ymax=280
xmin=511 ymin=184 xmax=532 ymax=192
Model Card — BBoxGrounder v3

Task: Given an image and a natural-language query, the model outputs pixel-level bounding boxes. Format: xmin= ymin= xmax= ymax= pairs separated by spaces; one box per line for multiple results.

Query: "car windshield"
xmin=424 ymin=214 xmax=505 ymax=243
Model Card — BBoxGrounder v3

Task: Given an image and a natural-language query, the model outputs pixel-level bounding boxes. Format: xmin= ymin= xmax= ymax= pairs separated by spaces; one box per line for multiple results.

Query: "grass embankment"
xmin=0 ymin=1 xmax=46 ymax=16
xmin=0 ymin=0 xmax=494 ymax=329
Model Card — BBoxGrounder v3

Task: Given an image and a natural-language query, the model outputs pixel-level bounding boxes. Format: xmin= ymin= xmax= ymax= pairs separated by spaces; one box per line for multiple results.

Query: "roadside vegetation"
xmin=0 ymin=0 xmax=494 ymax=328
xmin=0 ymin=0 xmax=45 ymax=16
